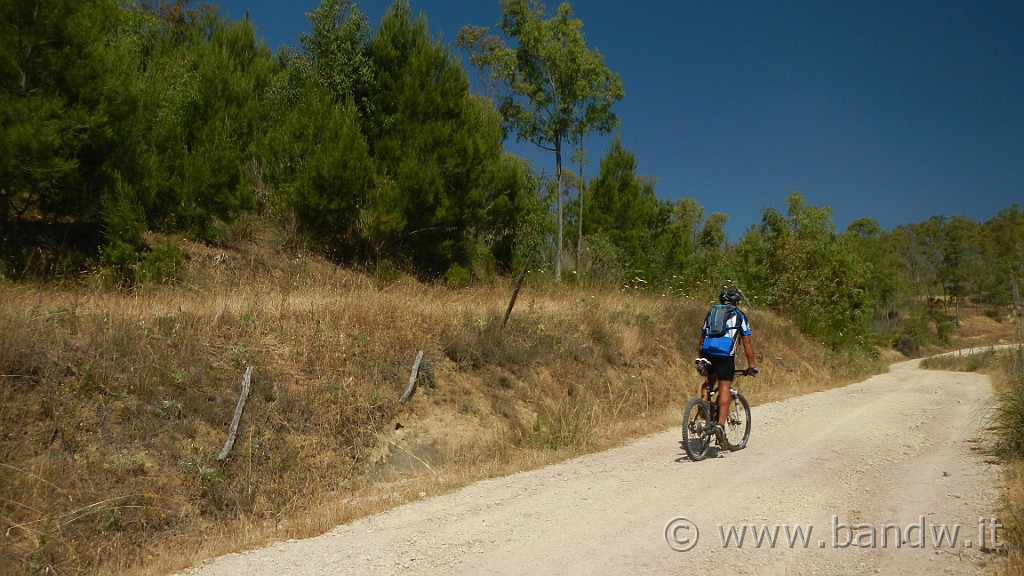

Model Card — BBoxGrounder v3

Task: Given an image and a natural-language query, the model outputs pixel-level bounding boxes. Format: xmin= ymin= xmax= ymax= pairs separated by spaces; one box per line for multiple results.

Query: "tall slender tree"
xmin=458 ymin=0 xmax=623 ymax=281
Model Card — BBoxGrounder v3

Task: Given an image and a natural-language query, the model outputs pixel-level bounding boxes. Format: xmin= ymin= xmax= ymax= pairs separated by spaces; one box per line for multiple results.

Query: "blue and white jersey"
xmin=700 ymin=307 xmax=751 ymax=357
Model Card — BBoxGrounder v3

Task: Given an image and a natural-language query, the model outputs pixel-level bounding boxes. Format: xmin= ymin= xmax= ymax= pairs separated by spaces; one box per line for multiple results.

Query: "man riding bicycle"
xmin=697 ymin=289 xmax=758 ymax=443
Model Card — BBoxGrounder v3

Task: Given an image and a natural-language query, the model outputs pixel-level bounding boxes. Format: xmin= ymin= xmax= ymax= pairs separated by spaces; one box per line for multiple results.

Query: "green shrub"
xmin=893 ymin=334 xmax=919 ymax=357
xmin=137 ymin=241 xmax=184 ymax=285
xmin=445 ymin=264 xmax=471 ymax=289
xmin=374 ymin=259 xmax=401 ymax=285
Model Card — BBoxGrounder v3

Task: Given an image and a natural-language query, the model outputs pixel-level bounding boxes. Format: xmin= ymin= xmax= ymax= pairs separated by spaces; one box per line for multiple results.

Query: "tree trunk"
xmin=555 ymin=142 xmax=563 ymax=282
xmin=0 ymin=187 xmax=9 ymax=250
xmin=577 ymin=144 xmax=584 ymax=271
xmin=503 ymin=252 xmax=533 ymax=328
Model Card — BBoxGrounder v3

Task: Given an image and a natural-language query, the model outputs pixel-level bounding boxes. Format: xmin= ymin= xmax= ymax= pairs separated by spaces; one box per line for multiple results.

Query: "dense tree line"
xmin=1 ymin=0 xmax=545 ymax=281
xmin=2 ymin=0 xmax=1020 ymax=355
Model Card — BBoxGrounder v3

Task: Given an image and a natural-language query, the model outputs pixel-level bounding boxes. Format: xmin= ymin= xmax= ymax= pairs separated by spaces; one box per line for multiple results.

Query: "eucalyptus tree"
xmin=297 ymin=0 xmax=373 ymax=109
xmin=654 ymin=197 xmax=729 ymax=293
xmin=936 ymin=216 xmax=978 ymax=326
xmin=457 ymin=0 xmax=623 ymax=281
xmin=844 ymin=218 xmax=902 ymax=334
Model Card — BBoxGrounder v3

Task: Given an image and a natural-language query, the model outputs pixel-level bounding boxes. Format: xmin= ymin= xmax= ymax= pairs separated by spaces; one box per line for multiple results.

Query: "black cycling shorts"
xmin=701 ymin=353 xmax=736 ymax=381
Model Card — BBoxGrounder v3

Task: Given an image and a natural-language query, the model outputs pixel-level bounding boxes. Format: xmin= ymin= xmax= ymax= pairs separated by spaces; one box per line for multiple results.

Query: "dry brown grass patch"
xmin=0 ymin=246 xmax=889 ymax=576
xmin=998 ymin=462 xmax=1024 ymax=575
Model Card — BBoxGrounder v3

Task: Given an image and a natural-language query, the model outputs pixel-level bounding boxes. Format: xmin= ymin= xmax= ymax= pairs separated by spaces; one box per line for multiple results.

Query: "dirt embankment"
xmin=176 ymin=353 xmax=1004 ymax=576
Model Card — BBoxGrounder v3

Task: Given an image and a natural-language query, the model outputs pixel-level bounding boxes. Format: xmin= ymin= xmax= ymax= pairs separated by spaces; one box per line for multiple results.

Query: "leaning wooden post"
xmin=401 ymin=350 xmax=425 ymax=403
xmin=218 ymin=366 xmax=253 ymax=461
xmin=503 ymin=252 xmax=533 ymax=329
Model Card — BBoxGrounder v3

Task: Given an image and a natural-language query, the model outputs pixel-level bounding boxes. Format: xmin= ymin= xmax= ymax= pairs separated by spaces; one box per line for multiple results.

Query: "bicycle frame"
xmin=682 ymin=369 xmax=753 ymax=461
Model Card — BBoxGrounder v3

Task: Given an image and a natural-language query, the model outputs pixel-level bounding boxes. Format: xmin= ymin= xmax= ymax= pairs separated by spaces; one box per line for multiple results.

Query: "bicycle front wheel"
xmin=682 ymin=397 xmax=713 ymax=461
xmin=722 ymin=392 xmax=751 ymax=451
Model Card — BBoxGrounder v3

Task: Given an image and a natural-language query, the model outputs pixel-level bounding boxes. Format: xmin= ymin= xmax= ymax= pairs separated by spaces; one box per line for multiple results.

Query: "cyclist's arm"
xmin=742 ymin=335 xmax=757 ymax=373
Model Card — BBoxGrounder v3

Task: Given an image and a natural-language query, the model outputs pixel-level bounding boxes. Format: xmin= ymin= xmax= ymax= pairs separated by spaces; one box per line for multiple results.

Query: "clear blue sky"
xmin=211 ymin=0 xmax=1023 ymax=240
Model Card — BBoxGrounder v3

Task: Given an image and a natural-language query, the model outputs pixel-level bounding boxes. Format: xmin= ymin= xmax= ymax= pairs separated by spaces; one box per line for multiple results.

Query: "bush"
xmin=984 ymin=308 xmax=1005 ymax=322
xmin=445 ymin=264 xmax=472 ymax=289
xmin=137 ymin=241 xmax=184 ymax=285
xmin=100 ymin=178 xmax=148 ymax=282
xmin=578 ymin=234 xmax=626 ymax=288
xmin=893 ymin=334 xmax=919 ymax=357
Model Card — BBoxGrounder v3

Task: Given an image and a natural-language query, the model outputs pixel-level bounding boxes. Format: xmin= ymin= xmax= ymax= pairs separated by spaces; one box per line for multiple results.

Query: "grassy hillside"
xmin=4 ymin=237 xmax=1010 ymax=576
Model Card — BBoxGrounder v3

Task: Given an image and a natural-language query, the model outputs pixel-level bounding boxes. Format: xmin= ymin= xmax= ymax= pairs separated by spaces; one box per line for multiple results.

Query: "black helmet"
xmin=719 ymin=289 xmax=741 ymax=305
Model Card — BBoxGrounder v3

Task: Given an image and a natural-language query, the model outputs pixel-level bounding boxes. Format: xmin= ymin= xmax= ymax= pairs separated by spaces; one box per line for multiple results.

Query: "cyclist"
xmin=697 ymin=289 xmax=758 ymax=444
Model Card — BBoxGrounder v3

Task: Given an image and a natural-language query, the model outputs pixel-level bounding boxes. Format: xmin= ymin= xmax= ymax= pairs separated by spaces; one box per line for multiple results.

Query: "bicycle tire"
xmin=682 ymin=397 xmax=713 ymax=461
xmin=722 ymin=392 xmax=751 ymax=451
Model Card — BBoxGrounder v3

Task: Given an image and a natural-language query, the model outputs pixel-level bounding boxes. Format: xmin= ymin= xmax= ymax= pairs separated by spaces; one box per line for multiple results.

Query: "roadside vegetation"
xmin=1 ymin=241 xmax=886 ymax=576
xmin=3 ymin=236 xmax=1017 ymax=576
xmin=923 ymin=345 xmax=1024 ymax=574
xmin=987 ymin=347 xmax=1024 ymax=575
xmin=2 ymin=1 xmax=1022 ymax=575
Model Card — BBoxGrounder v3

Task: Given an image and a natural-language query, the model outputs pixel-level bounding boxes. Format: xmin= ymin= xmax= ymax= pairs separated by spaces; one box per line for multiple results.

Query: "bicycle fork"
xmin=709 ymin=390 xmax=740 ymax=422
xmin=722 ymin=390 xmax=745 ymax=426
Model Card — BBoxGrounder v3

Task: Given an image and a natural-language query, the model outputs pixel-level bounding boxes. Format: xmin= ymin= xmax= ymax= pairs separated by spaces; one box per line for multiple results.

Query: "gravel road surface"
xmin=176 ymin=354 xmax=1004 ymax=576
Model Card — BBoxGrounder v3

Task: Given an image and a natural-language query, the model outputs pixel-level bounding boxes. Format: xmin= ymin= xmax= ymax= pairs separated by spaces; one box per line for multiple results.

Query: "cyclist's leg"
xmin=717 ymin=380 xmax=731 ymax=426
xmin=699 ymin=353 xmax=718 ymax=401
xmin=700 ymin=375 xmax=716 ymax=401
xmin=707 ymin=354 xmax=736 ymax=427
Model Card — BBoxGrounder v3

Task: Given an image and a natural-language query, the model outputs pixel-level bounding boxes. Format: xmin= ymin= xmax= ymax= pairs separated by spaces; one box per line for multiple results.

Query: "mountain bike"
xmin=681 ymin=366 xmax=754 ymax=461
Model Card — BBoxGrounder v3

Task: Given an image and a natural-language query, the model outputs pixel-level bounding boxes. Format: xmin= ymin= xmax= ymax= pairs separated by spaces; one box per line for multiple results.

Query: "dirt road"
xmin=176 ymin=354 xmax=1005 ymax=576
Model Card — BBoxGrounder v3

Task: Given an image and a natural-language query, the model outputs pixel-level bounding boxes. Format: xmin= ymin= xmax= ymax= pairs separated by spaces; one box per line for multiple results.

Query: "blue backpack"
xmin=704 ymin=304 xmax=738 ymax=338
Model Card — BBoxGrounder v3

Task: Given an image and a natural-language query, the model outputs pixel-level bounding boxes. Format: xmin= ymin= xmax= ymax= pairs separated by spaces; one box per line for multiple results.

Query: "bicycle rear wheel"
xmin=722 ymin=392 xmax=751 ymax=450
xmin=682 ymin=398 xmax=713 ymax=461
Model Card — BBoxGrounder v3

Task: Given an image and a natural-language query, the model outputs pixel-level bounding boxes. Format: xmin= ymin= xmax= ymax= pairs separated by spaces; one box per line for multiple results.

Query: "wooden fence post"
xmin=218 ymin=366 xmax=253 ymax=461
xmin=400 ymin=351 xmax=425 ymax=403
xmin=503 ymin=252 xmax=533 ymax=329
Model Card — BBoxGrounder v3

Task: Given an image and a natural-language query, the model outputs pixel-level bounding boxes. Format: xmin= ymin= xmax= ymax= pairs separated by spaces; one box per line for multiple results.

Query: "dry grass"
xmin=992 ymin=348 xmax=1024 ymax=575
xmin=1 ymin=239 xmax=891 ymax=576
xmin=1001 ymin=462 xmax=1024 ymax=576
